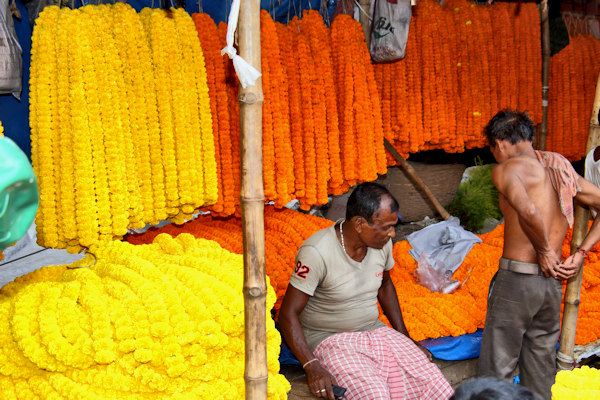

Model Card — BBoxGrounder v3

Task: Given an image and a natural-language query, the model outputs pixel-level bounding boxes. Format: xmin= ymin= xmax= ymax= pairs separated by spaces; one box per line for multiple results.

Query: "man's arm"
xmin=278 ymin=285 xmax=337 ymax=400
xmin=561 ymin=177 xmax=600 ymax=277
xmin=377 ymin=271 xmax=432 ymax=360
xmin=492 ymin=164 xmax=560 ymax=277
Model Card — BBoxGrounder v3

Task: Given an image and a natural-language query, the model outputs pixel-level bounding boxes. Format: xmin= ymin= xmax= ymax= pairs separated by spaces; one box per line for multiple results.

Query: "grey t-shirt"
xmin=290 ymin=222 xmax=395 ymax=350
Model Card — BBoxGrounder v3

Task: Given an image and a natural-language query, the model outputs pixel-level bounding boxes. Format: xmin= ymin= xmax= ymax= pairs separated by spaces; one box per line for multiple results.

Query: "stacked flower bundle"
xmin=393 ymin=223 xmax=600 ymax=344
xmin=192 ymin=10 xmax=387 ymax=214
xmin=547 ymin=35 xmax=600 ymax=161
xmin=373 ymin=0 xmax=542 ymax=158
xmin=29 ymin=4 xmax=217 ymax=253
xmin=0 ymin=234 xmax=290 ymax=399
xmin=128 ymin=208 xmax=600 ymax=345
xmin=552 ymin=366 xmax=600 ymax=399
xmin=126 ymin=206 xmax=334 ymax=314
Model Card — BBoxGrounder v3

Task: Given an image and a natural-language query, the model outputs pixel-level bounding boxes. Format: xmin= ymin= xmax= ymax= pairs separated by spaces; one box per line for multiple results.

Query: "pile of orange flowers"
xmin=125 ymin=206 xmax=333 ymax=313
xmin=547 ymin=35 xmax=600 ymax=161
xmin=192 ymin=11 xmax=386 ymax=214
xmin=127 ymin=210 xmax=600 ymax=345
xmin=374 ymin=0 xmax=542 ymax=158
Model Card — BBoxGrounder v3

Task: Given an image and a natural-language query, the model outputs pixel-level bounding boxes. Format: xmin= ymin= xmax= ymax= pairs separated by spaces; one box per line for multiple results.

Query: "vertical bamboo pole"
xmin=238 ymin=1 xmax=267 ymax=398
xmin=538 ymin=0 xmax=550 ymax=150
xmin=557 ymin=71 xmax=600 ymax=370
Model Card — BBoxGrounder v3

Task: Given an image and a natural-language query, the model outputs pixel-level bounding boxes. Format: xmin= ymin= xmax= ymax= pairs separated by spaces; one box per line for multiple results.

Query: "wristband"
xmin=302 ymin=358 xmax=319 ymax=369
xmin=576 ymin=247 xmax=589 ymax=258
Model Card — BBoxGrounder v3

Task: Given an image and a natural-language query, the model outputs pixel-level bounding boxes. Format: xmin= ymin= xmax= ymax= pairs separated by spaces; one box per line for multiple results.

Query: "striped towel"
xmin=535 ymin=150 xmax=581 ymax=228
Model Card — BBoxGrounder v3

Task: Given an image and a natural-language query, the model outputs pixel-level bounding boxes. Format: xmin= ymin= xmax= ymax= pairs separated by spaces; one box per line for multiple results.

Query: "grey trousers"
xmin=478 ymin=268 xmax=563 ymax=400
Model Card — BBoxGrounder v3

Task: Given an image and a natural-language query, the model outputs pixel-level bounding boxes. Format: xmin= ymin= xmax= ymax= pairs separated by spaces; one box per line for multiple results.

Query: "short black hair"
xmin=450 ymin=377 xmax=541 ymax=400
xmin=345 ymin=182 xmax=399 ymax=224
xmin=484 ymin=109 xmax=535 ymax=148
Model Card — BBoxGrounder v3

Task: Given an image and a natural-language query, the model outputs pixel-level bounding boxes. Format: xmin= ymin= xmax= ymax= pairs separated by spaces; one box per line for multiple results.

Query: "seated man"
xmin=279 ymin=182 xmax=453 ymax=400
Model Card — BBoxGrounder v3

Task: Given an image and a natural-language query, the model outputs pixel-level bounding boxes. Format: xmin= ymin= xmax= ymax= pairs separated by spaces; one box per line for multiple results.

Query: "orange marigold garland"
xmin=277 ymin=22 xmax=306 ymax=200
xmin=331 ymin=15 xmax=357 ymax=185
xmin=261 ymin=10 xmax=294 ymax=207
xmin=300 ymin=11 xmax=344 ymax=192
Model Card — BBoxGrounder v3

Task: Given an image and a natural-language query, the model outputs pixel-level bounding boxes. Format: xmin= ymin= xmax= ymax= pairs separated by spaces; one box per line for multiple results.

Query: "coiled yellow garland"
xmin=0 ymin=234 xmax=290 ymax=399
xmin=552 ymin=366 xmax=600 ymax=399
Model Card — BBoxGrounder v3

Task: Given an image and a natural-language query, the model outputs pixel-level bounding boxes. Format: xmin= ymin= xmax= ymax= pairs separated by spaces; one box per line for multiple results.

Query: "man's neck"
xmin=508 ymin=141 xmax=536 ymax=159
xmin=339 ymin=220 xmax=367 ymax=262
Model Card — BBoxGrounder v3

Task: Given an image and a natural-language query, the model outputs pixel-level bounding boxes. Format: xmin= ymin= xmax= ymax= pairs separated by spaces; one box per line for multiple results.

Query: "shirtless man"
xmin=477 ymin=109 xmax=600 ymax=400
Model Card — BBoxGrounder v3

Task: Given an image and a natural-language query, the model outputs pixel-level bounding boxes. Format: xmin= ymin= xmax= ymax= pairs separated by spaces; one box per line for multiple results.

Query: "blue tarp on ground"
xmin=0 ymin=0 xmax=334 ymax=159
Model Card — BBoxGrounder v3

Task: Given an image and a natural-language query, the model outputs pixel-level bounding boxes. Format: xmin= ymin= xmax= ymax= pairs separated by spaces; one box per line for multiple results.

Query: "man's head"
xmin=484 ymin=109 xmax=535 ymax=149
xmin=450 ymin=377 xmax=541 ymax=400
xmin=346 ymin=182 xmax=399 ymax=249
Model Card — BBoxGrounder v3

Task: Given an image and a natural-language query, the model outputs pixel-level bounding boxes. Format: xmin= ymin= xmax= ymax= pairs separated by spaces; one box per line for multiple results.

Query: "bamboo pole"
xmin=384 ymin=138 xmax=451 ymax=220
xmin=538 ymin=0 xmax=550 ymax=150
xmin=557 ymin=70 xmax=600 ymax=371
xmin=238 ymin=1 xmax=268 ymax=398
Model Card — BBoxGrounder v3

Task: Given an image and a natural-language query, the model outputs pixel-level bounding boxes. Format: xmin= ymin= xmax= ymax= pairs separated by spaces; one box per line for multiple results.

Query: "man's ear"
xmin=352 ymin=216 xmax=365 ymax=233
xmin=495 ymin=139 xmax=507 ymax=153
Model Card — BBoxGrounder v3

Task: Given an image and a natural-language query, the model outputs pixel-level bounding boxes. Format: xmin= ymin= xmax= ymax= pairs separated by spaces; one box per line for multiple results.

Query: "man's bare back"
xmin=495 ymin=154 xmax=568 ymax=265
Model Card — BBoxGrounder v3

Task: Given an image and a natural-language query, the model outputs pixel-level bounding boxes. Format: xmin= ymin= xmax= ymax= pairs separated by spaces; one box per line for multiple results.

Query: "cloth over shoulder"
xmin=534 ymin=150 xmax=581 ymax=228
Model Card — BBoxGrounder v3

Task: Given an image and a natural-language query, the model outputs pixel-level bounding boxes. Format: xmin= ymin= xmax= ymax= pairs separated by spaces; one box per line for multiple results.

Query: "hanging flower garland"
xmin=29 ymin=6 xmax=60 ymax=249
xmin=30 ymin=4 xmax=219 ymax=252
xmin=373 ymin=0 xmax=542 ymax=158
xmin=547 ymin=34 xmax=600 ymax=161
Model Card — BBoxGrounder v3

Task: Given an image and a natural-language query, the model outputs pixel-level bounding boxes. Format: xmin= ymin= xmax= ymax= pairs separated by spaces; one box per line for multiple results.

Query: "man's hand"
xmin=537 ymin=249 xmax=561 ymax=279
xmin=555 ymin=253 xmax=583 ymax=281
xmin=305 ymin=361 xmax=338 ymax=400
xmin=415 ymin=342 xmax=433 ymax=361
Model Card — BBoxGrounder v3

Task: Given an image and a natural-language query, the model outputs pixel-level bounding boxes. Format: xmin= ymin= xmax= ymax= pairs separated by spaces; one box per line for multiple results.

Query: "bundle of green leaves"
xmin=447 ymin=161 xmax=501 ymax=233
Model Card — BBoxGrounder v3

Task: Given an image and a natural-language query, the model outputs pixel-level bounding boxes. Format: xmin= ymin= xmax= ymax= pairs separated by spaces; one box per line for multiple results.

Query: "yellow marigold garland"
xmin=30 ymin=6 xmax=60 ymax=249
xmin=30 ymin=4 xmax=219 ymax=250
xmin=111 ymin=3 xmax=157 ymax=226
xmin=552 ymin=366 xmax=600 ymax=400
xmin=0 ymin=235 xmax=290 ymax=399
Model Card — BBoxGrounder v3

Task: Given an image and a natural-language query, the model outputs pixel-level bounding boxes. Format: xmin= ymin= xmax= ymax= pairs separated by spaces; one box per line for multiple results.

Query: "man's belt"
xmin=499 ymin=257 xmax=544 ymax=276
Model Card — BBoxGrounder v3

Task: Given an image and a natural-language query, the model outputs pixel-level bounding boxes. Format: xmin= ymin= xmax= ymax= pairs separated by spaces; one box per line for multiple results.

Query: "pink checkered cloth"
xmin=535 ymin=150 xmax=581 ymax=228
xmin=313 ymin=327 xmax=454 ymax=400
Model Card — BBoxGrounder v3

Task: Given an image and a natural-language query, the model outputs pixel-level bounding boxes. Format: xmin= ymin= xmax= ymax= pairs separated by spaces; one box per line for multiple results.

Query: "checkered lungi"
xmin=313 ymin=326 xmax=454 ymax=400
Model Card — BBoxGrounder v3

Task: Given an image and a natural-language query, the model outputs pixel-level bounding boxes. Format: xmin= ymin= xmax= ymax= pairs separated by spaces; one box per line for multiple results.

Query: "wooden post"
xmin=557 ymin=70 xmax=600 ymax=370
xmin=358 ymin=0 xmax=371 ymax=48
xmin=238 ymin=1 xmax=268 ymax=398
xmin=384 ymin=138 xmax=451 ymax=220
xmin=538 ymin=0 xmax=550 ymax=150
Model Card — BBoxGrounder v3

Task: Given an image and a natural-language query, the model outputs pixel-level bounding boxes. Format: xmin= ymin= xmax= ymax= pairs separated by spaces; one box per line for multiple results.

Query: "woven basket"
xmin=377 ymin=162 xmax=466 ymax=222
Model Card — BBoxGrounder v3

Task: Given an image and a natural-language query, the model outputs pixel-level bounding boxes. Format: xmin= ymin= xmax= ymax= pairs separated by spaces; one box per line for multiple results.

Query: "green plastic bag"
xmin=0 ymin=136 xmax=39 ymax=252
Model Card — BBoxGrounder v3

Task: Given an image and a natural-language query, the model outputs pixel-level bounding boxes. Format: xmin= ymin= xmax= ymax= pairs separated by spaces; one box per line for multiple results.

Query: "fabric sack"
xmin=0 ymin=0 xmax=22 ymax=100
xmin=369 ymin=0 xmax=411 ymax=63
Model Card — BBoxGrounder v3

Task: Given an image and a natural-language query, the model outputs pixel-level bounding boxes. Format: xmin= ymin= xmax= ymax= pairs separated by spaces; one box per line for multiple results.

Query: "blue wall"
xmin=0 ymin=0 xmax=334 ymax=159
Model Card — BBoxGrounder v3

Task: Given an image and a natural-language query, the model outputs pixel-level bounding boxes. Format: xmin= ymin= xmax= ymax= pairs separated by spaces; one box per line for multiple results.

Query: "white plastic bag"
xmin=415 ymin=252 xmax=461 ymax=294
xmin=0 ymin=0 xmax=22 ymax=100
xmin=369 ymin=0 xmax=411 ymax=63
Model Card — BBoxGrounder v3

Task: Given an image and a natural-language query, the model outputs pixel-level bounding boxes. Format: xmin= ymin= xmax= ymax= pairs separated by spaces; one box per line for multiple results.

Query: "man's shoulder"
xmin=302 ymin=225 xmax=335 ymax=249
